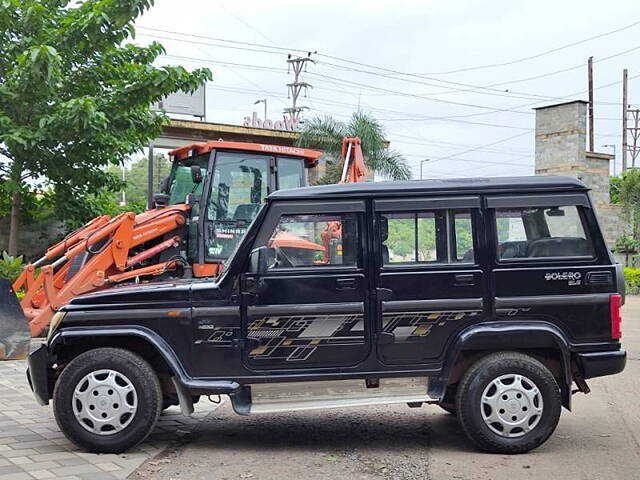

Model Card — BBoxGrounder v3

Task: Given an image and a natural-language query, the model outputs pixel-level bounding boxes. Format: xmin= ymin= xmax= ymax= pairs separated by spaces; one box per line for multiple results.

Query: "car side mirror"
xmin=249 ymin=246 xmax=268 ymax=275
xmin=190 ymin=165 xmax=203 ymax=184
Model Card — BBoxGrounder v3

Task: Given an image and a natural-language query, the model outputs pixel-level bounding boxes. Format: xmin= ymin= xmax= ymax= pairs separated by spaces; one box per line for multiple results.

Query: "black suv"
xmin=27 ymin=176 xmax=626 ymax=454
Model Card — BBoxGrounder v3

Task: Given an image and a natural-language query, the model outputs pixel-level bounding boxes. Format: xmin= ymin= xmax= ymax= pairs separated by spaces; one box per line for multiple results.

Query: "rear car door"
xmin=488 ymin=193 xmax=616 ymax=343
xmin=373 ymin=196 xmax=487 ymax=365
xmin=240 ymin=200 xmax=370 ymax=370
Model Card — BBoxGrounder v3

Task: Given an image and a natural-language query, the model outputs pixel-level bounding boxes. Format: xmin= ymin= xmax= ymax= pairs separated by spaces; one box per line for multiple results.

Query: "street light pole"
xmin=602 ymin=144 xmax=617 ymax=176
xmin=254 ymin=98 xmax=267 ymax=120
xmin=420 ymin=158 xmax=430 ymax=180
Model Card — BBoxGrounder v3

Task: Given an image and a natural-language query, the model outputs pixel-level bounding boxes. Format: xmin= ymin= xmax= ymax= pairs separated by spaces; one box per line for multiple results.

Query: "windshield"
xmin=166 ymin=150 xmax=308 ymax=269
xmin=206 ymin=152 xmax=269 ymax=261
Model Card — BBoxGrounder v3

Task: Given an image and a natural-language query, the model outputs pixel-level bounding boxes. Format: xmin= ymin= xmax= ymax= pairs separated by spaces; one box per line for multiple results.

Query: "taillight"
xmin=610 ymin=294 xmax=622 ymax=340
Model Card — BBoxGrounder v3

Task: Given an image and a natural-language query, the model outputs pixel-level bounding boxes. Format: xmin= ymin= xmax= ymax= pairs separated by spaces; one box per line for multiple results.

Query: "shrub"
xmin=0 ymin=251 xmax=24 ymax=283
xmin=624 ymin=267 xmax=640 ymax=294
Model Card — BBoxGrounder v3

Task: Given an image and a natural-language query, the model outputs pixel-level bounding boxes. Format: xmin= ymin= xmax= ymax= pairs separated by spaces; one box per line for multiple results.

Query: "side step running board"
xmin=232 ymin=377 xmax=435 ymax=415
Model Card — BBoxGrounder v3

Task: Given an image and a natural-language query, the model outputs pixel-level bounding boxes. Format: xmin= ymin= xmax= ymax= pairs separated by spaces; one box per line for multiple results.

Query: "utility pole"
xmin=628 ymin=108 xmax=640 ymax=168
xmin=623 ymin=68 xmax=628 ymax=172
xmin=588 ymin=57 xmax=594 ymax=152
xmin=284 ymin=53 xmax=315 ymax=124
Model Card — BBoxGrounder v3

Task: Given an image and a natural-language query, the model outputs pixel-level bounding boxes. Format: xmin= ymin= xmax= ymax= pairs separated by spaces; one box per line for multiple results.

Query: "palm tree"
xmin=296 ymin=111 xmax=411 ymax=184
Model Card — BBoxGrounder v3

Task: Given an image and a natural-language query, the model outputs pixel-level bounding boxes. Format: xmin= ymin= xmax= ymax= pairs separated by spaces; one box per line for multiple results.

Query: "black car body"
xmin=27 ymin=176 xmax=626 ymax=454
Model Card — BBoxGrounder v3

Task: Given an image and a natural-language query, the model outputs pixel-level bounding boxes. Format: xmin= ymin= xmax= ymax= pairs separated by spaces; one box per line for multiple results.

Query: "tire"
xmin=456 ymin=351 xmax=561 ymax=454
xmin=53 ymin=347 xmax=162 ymax=453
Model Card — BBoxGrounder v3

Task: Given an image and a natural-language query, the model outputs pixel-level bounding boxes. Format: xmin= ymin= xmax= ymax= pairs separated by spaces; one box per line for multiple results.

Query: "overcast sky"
xmin=134 ymin=0 xmax=638 ymax=180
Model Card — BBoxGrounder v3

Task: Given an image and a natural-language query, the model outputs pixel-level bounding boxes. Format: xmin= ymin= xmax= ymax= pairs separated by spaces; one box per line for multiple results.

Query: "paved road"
xmin=134 ymin=297 xmax=640 ymax=480
xmin=0 ymin=340 xmax=222 ymax=480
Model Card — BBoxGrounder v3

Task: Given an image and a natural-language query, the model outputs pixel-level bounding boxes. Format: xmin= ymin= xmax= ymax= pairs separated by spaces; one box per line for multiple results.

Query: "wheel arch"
xmin=430 ymin=321 xmax=573 ymax=410
xmin=50 ymin=327 xmax=187 ymax=385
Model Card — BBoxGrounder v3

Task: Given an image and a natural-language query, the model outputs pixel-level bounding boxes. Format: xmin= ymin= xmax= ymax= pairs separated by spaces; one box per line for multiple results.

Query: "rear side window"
xmin=495 ymin=205 xmax=594 ymax=260
xmin=266 ymin=213 xmax=359 ymax=269
xmin=381 ymin=209 xmax=474 ymax=265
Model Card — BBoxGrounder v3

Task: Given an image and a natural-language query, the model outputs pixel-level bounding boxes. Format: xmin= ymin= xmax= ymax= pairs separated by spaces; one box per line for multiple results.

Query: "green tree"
xmin=296 ymin=111 xmax=411 ymax=184
xmin=617 ymin=169 xmax=640 ymax=239
xmin=105 ymin=153 xmax=170 ymax=207
xmin=0 ymin=0 xmax=211 ymax=255
xmin=610 ymin=174 xmax=622 ymax=204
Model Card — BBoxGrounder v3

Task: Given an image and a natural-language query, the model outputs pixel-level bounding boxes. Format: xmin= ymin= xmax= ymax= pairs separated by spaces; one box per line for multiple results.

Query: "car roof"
xmin=268 ymin=176 xmax=589 ymax=200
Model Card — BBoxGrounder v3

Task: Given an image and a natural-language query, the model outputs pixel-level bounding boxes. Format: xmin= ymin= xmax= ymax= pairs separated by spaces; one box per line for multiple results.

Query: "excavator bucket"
xmin=0 ymin=277 xmax=31 ymax=360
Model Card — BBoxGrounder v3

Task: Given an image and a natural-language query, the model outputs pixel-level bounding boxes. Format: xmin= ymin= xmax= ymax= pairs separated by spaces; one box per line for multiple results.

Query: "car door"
xmin=373 ymin=196 xmax=487 ymax=365
xmin=240 ymin=200 xmax=371 ymax=370
xmin=488 ymin=193 xmax=615 ymax=343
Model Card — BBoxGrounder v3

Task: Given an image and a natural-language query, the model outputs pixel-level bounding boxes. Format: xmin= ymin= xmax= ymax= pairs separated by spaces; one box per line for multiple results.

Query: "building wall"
xmin=535 ymin=101 xmax=587 ymax=172
xmin=534 ymin=100 xmax=627 ymax=248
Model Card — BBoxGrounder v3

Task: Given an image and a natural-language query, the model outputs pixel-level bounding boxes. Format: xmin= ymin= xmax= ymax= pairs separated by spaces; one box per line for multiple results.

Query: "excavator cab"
xmin=165 ymin=142 xmax=322 ymax=274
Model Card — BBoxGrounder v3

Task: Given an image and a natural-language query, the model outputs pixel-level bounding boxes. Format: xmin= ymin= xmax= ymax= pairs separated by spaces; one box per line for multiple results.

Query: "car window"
xmin=277 ymin=157 xmax=305 ymax=190
xmin=453 ymin=211 xmax=474 ymax=262
xmin=381 ymin=209 xmax=474 ymax=265
xmin=495 ymin=206 xmax=594 ymax=260
xmin=266 ymin=213 xmax=358 ymax=269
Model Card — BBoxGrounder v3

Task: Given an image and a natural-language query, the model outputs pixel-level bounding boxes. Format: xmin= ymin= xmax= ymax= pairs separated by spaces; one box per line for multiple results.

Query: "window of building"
xmin=266 ymin=213 xmax=359 ymax=269
xmin=495 ymin=205 xmax=594 ymax=260
xmin=380 ymin=209 xmax=474 ymax=265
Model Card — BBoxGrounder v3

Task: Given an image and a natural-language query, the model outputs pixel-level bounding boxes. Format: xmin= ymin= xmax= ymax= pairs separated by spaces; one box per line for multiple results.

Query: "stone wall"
xmin=535 ymin=100 xmax=587 ymax=171
xmin=534 ymin=100 xmax=627 ymax=248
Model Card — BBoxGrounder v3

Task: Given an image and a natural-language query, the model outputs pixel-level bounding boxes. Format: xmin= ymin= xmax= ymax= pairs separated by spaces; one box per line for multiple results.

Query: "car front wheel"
xmin=53 ymin=347 xmax=162 ymax=453
xmin=456 ymin=351 xmax=562 ymax=454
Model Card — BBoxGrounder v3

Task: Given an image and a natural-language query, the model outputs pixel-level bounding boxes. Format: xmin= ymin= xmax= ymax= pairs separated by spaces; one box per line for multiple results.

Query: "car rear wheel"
xmin=53 ymin=347 xmax=162 ymax=453
xmin=456 ymin=351 xmax=561 ymax=454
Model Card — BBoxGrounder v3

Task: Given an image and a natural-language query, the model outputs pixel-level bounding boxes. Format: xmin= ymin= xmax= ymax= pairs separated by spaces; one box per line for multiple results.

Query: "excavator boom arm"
xmin=10 ymin=204 xmax=190 ymax=340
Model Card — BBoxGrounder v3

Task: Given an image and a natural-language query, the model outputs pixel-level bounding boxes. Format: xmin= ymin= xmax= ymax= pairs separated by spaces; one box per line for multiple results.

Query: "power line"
xmin=158 ymin=49 xmax=634 ymax=125
xmin=204 ymin=83 xmax=533 ymax=131
xmin=316 ymin=59 xmax=558 ymax=101
xmin=218 ymin=3 xmax=280 ymax=46
xmin=162 ymin=53 xmax=288 ymax=73
xmin=138 ymin=25 xmax=634 ymax=105
xmin=141 ymin=26 xmax=638 ymax=129
xmin=166 ymin=51 xmax=634 ymax=125
xmin=485 ymin=45 xmax=640 ymax=91
xmin=427 ymin=131 xmax=533 ymax=164
xmin=136 ymin=26 xmax=308 ymax=54
xmin=307 ymin=71 xmax=536 ymax=115
xmin=407 ymin=19 xmax=640 ymax=75
xmin=394 ymin=137 xmax=533 ymax=156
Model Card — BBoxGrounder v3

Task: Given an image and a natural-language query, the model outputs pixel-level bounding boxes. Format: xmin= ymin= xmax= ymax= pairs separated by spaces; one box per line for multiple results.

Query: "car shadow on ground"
xmin=172 ymin=404 xmax=481 ymax=454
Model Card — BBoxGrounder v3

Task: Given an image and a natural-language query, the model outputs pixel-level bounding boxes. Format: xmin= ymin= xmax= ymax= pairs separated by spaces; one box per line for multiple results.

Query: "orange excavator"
xmin=0 ymin=138 xmax=366 ymax=360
